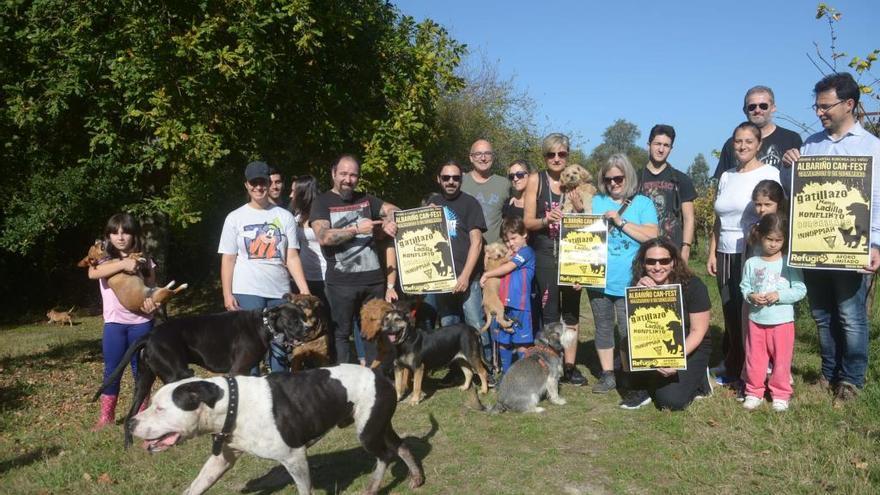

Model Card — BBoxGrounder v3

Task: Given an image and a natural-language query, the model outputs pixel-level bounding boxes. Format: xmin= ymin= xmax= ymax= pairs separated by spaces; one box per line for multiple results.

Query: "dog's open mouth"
xmin=143 ymin=432 xmax=181 ymax=452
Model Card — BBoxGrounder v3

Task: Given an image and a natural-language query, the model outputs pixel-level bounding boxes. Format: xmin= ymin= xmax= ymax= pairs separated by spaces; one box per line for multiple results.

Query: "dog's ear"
xmin=282 ymin=292 xmax=296 ymax=303
xmin=172 ymin=381 xmax=225 ymax=411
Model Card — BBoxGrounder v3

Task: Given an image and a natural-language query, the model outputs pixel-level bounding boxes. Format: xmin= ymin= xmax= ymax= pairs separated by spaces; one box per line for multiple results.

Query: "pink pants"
xmin=743 ymin=320 xmax=794 ymax=400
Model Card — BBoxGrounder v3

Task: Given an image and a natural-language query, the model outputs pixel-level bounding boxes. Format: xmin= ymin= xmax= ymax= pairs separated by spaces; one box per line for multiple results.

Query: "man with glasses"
xmin=462 ymin=139 xmax=509 ymax=243
xmin=310 ymin=154 xmax=400 ymax=365
xmin=782 ymin=72 xmax=880 ymax=405
xmin=714 ymin=86 xmax=803 ymax=197
xmin=638 ymin=125 xmax=697 ymax=261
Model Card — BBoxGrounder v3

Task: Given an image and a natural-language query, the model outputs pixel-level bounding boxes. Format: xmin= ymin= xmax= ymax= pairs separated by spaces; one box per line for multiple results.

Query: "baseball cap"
xmin=244 ymin=161 xmax=270 ymax=182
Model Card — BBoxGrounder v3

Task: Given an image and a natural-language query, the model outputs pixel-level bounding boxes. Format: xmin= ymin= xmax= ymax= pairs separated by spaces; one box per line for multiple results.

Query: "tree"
xmin=688 ymin=153 xmax=711 ymax=196
xmin=588 ymin=119 xmax=649 ymax=172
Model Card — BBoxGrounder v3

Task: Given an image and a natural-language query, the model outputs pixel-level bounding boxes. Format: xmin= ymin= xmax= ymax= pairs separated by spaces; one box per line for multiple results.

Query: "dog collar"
xmin=261 ymin=308 xmax=290 ymax=349
xmin=212 ymin=375 xmax=239 ymax=456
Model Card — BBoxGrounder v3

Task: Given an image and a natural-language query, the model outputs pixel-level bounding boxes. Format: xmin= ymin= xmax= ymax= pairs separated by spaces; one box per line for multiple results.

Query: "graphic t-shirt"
xmin=638 ymin=165 xmax=697 ymax=248
xmin=427 ymin=191 xmax=487 ymax=278
xmin=218 ymin=204 xmax=299 ymax=298
xmin=310 ymin=191 xmax=385 ymax=286
xmin=462 ymin=173 xmax=509 ymax=244
xmin=591 ymin=194 xmax=658 ymax=296
xmin=714 ymin=126 xmax=803 ymax=197
xmin=499 ymin=245 xmax=536 ymax=310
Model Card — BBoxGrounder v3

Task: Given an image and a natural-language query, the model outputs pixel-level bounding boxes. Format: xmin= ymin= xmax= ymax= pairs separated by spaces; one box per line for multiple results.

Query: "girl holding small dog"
xmin=88 ymin=213 xmax=159 ymax=431
xmin=480 ymin=217 xmax=536 ymax=374
xmin=739 ymin=213 xmax=805 ymax=411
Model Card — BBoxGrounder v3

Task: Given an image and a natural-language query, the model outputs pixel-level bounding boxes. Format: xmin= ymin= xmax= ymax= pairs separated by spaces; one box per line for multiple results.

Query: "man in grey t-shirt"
xmin=461 ymin=139 xmax=509 ymax=244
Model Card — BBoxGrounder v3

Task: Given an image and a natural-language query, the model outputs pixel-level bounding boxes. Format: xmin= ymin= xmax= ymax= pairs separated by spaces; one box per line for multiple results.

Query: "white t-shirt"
xmin=218 ymin=204 xmax=299 ymax=298
xmin=715 ymin=165 xmax=781 ymax=253
xmin=295 ymin=215 xmax=326 ymax=281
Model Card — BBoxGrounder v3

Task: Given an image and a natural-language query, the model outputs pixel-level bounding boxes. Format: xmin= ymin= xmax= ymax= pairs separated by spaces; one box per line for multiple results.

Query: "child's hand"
xmin=748 ymin=293 xmax=765 ymax=306
xmin=764 ymin=291 xmax=779 ymax=305
xmin=120 ymin=257 xmax=139 ymax=274
xmin=140 ymin=297 xmax=159 ymax=314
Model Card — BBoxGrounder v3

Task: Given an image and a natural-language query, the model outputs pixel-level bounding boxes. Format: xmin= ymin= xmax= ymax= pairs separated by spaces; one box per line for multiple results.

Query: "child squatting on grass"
xmin=739 ymin=213 xmax=806 ymax=412
xmin=88 ymin=213 xmax=160 ymax=430
xmin=480 ymin=217 xmax=536 ymax=374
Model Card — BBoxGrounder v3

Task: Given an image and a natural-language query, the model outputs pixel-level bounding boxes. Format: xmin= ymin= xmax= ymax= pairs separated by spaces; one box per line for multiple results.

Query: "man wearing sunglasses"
xmin=782 ymin=72 xmax=880 ymax=406
xmin=462 ymin=139 xmax=509 ymax=244
xmin=713 ymin=86 xmax=803 ymax=197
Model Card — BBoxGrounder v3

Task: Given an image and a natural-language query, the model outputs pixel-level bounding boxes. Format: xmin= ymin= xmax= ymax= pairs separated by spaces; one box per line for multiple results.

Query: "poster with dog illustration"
xmin=789 ymin=155 xmax=872 ymax=270
xmin=625 ymin=284 xmax=686 ymax=371
xmin=394 ymin=207 xmax=456 ymax=293
xmin=558 ymin=214 xmax=607 ymax=287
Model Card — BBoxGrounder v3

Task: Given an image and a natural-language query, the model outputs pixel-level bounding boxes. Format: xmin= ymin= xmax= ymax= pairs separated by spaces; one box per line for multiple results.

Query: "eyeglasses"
xmin=602 ymin=175 xmax=625 ymax=185
xmin=248 ymin=179 xmax=268 ymax=188
xmin=812 ymin=100 xmax=846 ymax=113
xmin=440 ymin=174 xmax=462 ymax=182
xmin=644 ymin=257 xmax=673 ymax=266
xmin=470 ymin=151 xmax=494 ymax=158
xmin=747 ymin=102 xmax=770 ymax=112
xmin=507 ymin=171 xmax=528 ymax=181
xmin=544 ymin=151 xmax=569 ymax=159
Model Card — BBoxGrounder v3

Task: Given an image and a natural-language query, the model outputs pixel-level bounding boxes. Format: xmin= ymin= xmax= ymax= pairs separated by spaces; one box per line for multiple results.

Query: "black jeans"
xmin=325 ymin=282 xmax=384 ymax=364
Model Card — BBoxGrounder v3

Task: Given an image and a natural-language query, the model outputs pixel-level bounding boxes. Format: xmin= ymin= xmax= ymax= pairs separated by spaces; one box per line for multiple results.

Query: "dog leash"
xmin=212 ymin=375 xmax=239 ymax=456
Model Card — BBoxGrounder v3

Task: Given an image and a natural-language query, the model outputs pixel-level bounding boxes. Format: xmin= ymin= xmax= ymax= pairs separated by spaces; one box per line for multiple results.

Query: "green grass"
xmin=1 ymin=253 xmax=879 ymax=494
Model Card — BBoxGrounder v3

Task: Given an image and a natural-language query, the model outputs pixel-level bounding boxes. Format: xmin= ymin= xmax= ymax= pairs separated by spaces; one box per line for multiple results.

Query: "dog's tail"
xmin=92 ymin=335 xmax=149 ymax=401
xmin=66 ymin=305 xmax=76 ymax=314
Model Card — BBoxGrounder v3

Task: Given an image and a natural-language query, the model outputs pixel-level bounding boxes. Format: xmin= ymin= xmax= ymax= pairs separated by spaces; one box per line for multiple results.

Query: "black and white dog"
xmin=130 ymin=365 xmax=424 ymax=495
xmin=94 ymin=302 xmax=311 ymax=448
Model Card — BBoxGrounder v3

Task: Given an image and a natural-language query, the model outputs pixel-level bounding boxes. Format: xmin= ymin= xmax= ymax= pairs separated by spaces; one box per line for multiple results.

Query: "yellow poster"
xmin=394 ymin=207 xmax=456 ymax=294
xmin=625 ymin=284 xmax=687 ymax=371
xmin=789 ymin=155 xmax=872 ymax=270
xmin=558 ymin=214 xmax=607 ymax=287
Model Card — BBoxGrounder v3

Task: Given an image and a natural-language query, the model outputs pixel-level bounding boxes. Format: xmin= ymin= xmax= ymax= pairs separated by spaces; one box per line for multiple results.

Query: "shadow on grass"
xmin=241 ymin=414 xmax=439 ymax=494
xmin=0 ymin=380 xmax=36 ymax=413
xmin=0 ymin=338 xmax=101 ymax=370
xmin=0 ymin=446 xmax=62 ymax=475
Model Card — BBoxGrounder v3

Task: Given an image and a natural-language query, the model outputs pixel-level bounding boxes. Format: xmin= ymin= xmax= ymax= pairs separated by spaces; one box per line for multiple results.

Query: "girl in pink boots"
xmin=88 ymin=213 xmax=159 ymax=430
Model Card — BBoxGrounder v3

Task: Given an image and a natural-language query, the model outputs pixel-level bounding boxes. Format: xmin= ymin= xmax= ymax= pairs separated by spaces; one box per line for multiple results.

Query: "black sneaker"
xmin=619 ymin=389 xmax=652 ymax=410
xmin=562 ymin=365 xmax=587 ymax=386
xmin=591 ymin=371 xmax=616 ymax=394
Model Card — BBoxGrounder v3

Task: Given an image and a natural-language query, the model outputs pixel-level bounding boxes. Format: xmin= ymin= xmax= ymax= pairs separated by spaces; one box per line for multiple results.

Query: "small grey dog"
xmin=488 ymin=323 xmax=576 ymax=413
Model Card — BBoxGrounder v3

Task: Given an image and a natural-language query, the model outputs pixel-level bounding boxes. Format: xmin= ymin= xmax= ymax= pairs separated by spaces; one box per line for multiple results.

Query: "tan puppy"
xmin=77 ymin=240 xmax=187 ymax=312
xmin=560 ymin=164 xmax=597 ymax=213
xmin=46 ymin=306 xmax=75 ymax=326
xmin=481 ymin=242 xmax=515 ymax=334
xmin=283 ymin=293 xmax=331 ymax=371
xmin=360 ymin=298 xmax=396 ymax=369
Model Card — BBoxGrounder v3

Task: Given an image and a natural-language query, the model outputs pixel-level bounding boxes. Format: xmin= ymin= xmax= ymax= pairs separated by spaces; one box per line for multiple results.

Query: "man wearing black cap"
xmin=310 ymin=154 xmax=400 ymax=364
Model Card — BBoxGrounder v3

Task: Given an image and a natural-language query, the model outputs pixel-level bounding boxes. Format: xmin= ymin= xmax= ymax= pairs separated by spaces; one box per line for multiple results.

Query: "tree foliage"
xmin=588 ymin=119 xmax=649 ymax=172
xmin=687 ymin=153 xmax=711 ymax=196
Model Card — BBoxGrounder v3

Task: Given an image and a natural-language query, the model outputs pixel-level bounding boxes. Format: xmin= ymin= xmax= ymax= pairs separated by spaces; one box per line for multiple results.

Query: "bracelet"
xmin=682 ymin=242 xmax=692 ymax=247
xmin=618 ymin=219 xmax=628 ymax=229
xmin=386 ymin=283 xmax=395 ymax=289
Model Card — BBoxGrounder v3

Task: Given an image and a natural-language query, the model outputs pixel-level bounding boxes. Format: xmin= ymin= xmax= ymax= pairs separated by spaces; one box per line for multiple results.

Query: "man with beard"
xmin=714 ymin=86 xmax=803 ymax=197
xmin=462 ymin=139 xmax=509 ymax=243
xmin=267 ymin=167 xmax=288 ymax=208
xmin=310 ymin=154 xmax=399 ymax=364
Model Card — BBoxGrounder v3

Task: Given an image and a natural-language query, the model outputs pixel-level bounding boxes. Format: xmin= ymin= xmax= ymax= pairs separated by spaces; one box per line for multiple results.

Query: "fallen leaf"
xmin=97 ymin=473 xmax=112 ymax=484
xmin=82 ymin=472 xmax=92 ymax=481
xmin=707 ymin=419 xmax=719 ymax=427
xmin=852 ymin=459 xmax=868 ymax=470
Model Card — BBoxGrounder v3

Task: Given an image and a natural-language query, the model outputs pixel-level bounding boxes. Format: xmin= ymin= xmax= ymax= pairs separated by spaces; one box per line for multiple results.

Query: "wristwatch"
xmin=618 ymin=219 xmax=628 ymax=229
xmin=386 ymin=283 xmax=395 ymax=289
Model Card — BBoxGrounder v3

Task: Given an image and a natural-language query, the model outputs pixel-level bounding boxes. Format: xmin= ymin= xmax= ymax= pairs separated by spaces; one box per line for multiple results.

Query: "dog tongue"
xmin=143 ymin=432 xmax=180 ymax=451
xmin=387 ymin=334 xmax=397 ymax=343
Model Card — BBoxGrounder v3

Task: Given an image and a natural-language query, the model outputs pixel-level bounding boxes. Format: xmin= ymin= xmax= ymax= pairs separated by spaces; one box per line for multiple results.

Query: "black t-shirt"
xmin=638 ymin=165 xmax=696 ymax=248
xmin=310 ymin=191 xmax=385 ymax=286
xmin=682 ymin=276 xmax=712 ymax=354
xmin=713 ymin=126 xmax=803 ymax=197
xmin=427 ymin=191 xmax=487 ymax=278
xmin=502 ymin=200 xmax=524 ymax=220
xmin=531 ymin=171 xmax=562 ymax=267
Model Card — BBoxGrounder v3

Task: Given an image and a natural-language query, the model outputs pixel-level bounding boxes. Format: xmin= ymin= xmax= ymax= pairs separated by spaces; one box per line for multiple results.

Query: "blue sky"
xmin=395 ymin=0 xmax=878 ymax=171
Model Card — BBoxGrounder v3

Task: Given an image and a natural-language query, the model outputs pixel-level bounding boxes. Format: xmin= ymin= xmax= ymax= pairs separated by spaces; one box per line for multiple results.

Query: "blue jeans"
xmin=235 ymin=293 xmax=288 ymax=374
xmin=428 ymin=279 xmax=491 ymax=363
xmin=803 ymin=271 xmax=869 ymax=388
xmin=102 ymin=321 xmax=153 ymax=395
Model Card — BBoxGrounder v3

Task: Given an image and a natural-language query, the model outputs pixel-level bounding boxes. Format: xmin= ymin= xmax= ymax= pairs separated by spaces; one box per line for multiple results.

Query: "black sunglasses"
xmin=602 ymin=175 xmax=625 ymax=185
xmin=747 ymin=103 xmax=770 ymax=112
xmin=507 ymin=171 xmax=528 ymax=180
xmin=544 ymin=151 xmax=569 ymax=159
xmin=440 ymin=174 xmax=462 ymax=182
xmin=645 ymin=257 xmax=673 ymax=266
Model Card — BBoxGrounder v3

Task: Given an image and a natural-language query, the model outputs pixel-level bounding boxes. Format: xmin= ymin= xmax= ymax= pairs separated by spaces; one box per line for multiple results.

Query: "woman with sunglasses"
xmin=588 ymin=154 xmax=659 ymax=395
xmin=707 ymin=122 xmax=780 ymax=388
xmin=503 ymin=159 xmax=532 ymax=219
xmin=522 ymin=133 xmax=588 ymax=385
xmin=618 ymin=238 xmax=712 ymax=410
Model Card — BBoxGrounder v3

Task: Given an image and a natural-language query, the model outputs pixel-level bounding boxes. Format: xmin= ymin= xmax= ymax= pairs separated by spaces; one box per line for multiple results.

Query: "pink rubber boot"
xmin=92 ymin=394 xmax=118 ymax=431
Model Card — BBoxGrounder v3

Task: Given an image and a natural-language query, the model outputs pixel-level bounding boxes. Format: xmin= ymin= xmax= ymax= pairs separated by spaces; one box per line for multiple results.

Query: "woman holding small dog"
xmin=88 ymin=213 xmax=160 ymax=431
xmin=619 ymin=238 xmax=712 ymax=410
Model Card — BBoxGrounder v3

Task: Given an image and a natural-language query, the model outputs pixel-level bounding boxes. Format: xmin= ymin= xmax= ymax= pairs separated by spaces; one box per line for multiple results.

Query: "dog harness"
xmin=262 ymin=308 xmax=291 ymax=350
xmin=212 ymin=375 xmax=239 ymax=456
xmin=522 ymin=343 xmax=559 ymax=372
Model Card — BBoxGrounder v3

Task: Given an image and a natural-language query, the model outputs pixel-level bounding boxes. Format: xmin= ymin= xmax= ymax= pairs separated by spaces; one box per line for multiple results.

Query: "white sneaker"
xmin=742 ymin=395 xmax=763 ymax=410
xmin=771 ymin=399 xmax=789 ymax=412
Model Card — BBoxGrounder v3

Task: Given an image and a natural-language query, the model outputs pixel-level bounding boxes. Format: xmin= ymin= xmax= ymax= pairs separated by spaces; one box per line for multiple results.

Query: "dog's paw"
xmin=533 ymin=406 xmax=546 ymax=413
xmin=410 ymin=472 xmax=425 ymax=489
xmin=551 ymin=397 xmax=567 ymax=405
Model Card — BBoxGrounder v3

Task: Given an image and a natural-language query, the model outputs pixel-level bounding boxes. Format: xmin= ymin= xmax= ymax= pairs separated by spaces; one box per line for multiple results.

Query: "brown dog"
xmin=77 ymin=240 xmax=187 ymax=312
xmin=481 ymin=242 xmax=515 ymax=334
xmin=560 ymin=164 xmax=597 ymax=213
xmin=46 ymin=306 xmax=75 ymax=326
xmin=360 ymin=298 xmax=396 ymax=369
xmin=284 ymin=293 xmax=331 ymax=371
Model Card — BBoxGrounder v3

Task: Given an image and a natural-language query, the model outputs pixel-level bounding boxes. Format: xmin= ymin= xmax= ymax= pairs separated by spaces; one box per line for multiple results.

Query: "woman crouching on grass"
xmin=617 ymin=237 xmax=713 ymax=410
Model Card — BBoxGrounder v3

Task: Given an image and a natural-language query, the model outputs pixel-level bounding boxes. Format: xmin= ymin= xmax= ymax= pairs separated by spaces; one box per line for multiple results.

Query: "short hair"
xmin=501 ymin=216 xmax=527 ymax=237
xmin=435 ymin=160 xmax=462 ymax=177
xmin=743 ymin=85 xmax=775 ymax=106
xmin=597 ymin=153 xmax=639 ymax=198
xmin=331 ymin=154 xmax=360 ymax=173
xmin=751 ymin=180 xmax=787 ymax=214
xmin=542 ymin=133 xmax=570 ymax=154
xmin=103 ymin=213 xmax=144 ymax=259
xmin=507 ymin=159 xmax=532 ymax=173
xmin=648 ymin=124 xmax=676 ymax=145
xmin=288 ymin=175 xmax=319 ymax=219
xmin=268 ymin=166 xmax=281 ymax=177
xmin=733 ymin=121 xmax=762 ymax=143
xmin=814 ymin=72 xmax=860 ymax=108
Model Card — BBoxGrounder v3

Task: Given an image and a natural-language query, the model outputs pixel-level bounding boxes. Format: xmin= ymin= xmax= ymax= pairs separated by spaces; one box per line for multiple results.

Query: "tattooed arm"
xmin=312 ymin=218 xmax=366 ymax=247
